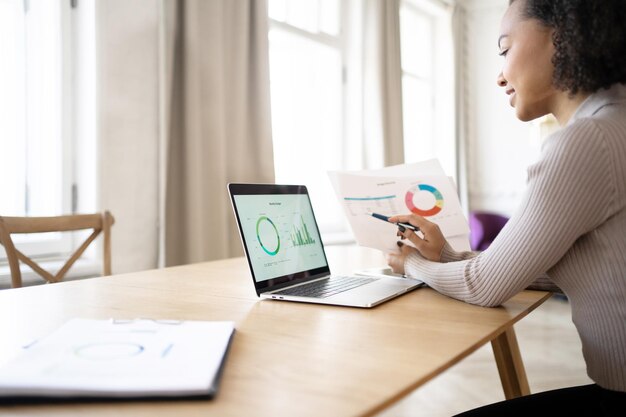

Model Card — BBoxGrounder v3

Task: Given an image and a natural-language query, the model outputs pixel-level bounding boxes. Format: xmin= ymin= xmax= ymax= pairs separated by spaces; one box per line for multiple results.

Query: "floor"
xmin=378 ymin=296 xmax=592 ymax=417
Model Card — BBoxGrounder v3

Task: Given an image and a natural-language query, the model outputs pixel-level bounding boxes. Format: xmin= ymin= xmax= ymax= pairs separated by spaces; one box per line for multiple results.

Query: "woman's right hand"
xmin=388 ymin=214 xmax=447 ymax=262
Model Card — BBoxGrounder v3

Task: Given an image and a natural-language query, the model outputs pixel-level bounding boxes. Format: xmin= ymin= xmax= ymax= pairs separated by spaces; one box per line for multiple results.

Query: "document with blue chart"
xmin=329 ymin=160 xmax=471 ymax=253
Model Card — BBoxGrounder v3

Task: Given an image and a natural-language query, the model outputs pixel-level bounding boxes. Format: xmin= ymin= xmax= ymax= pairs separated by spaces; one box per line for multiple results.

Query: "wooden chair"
xmin=0 ymin=212 xmax=115 ymax=288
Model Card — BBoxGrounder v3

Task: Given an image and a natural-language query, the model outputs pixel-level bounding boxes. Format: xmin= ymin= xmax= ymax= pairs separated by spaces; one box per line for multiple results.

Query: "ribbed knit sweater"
xmin=404 ymin=83 xmax=626 ymax=392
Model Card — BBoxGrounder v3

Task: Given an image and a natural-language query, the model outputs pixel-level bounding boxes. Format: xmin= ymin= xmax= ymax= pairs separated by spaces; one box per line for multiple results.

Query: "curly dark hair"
xmin=511 ymin=0 xmax=626 ymax=94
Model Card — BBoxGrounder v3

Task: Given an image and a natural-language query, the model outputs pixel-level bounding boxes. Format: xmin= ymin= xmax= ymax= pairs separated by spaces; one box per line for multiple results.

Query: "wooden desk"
xmin=0 ymin=245 xmax=550 ymax=417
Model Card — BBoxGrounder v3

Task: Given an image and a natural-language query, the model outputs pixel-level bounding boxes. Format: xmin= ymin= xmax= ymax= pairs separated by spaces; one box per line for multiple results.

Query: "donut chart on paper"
xmin=405 ymin=184 xmax=444 ymax=216
xmin=74 ymin=342 xmax=145 ymax=360
xmin=256 ymin=216 xmax=280 ymax=256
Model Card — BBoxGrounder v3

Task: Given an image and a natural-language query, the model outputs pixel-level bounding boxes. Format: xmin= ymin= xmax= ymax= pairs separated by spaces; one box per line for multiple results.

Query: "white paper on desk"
xmin=329 ymin=164 xmax=470 ymax=253
xmin=0 ymin=319 xmax=235 ymax=398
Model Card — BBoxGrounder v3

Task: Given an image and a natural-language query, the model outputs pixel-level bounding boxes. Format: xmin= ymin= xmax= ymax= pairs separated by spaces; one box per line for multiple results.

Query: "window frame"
xmin=400 ymin=1 xmax=437 ymax=161
xmin=0 ymin=0 xmax=88 ymax=265
xmin=267 ymin=0 xmax=353 ymax=241
xmin=399 ymin=0 xmax=456 ymax=178
xmin=266 ymin=0 xmax=455 ymax=243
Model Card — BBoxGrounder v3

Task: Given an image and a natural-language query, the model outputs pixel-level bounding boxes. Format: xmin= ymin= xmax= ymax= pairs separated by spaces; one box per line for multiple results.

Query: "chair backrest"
xmin=0 ymin=212 xmax=115 ymax=288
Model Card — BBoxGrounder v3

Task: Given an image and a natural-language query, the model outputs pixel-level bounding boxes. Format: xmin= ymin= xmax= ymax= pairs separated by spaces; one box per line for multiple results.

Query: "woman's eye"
xmin=499 ymin=49 xmax=509 ymax=57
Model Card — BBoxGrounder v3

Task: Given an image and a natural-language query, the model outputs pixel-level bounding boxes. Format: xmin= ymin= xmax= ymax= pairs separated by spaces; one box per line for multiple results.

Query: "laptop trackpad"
xmin=328 ymin=278 xmax=417 ymax=304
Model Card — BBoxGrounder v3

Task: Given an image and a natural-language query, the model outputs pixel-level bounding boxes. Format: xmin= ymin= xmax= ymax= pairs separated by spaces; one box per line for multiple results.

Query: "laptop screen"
xmin=229 ymin=184 xmax=330 ymax=293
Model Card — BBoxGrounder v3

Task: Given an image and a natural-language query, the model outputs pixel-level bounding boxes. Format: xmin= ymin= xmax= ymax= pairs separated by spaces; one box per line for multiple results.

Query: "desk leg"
xmin=491 ymin=326 xmax=531 ymax=400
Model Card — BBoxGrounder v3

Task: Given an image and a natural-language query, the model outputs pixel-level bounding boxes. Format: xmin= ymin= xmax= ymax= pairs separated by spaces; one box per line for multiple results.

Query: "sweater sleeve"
xmin=405 ymin=119 xmax=613 ymax=306
xmin=439 ymin=242 xmax=477 ymax=262
xmin=438 ymin=243 xmax=564 ymax=293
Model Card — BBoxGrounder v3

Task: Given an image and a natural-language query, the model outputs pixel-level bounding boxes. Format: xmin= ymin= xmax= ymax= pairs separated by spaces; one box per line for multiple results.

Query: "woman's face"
xmin=497 ymin=0 xmax=556 ymax=121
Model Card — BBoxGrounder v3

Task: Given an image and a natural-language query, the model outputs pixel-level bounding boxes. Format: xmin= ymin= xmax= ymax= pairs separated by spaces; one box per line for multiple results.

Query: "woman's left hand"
xmin=386 ymin=242 xmax=419 ymax=275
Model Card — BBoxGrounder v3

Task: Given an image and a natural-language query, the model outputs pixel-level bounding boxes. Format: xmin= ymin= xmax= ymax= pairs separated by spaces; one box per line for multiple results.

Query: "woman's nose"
xmin=497 ymin=72 xmax=507 ymax=87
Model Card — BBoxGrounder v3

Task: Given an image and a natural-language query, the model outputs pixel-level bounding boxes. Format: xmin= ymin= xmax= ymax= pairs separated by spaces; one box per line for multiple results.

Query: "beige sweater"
xmin=405 ymin=83 xmax=626 ymax=392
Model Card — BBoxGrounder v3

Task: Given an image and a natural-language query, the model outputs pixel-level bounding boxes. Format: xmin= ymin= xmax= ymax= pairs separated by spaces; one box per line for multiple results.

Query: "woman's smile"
xmin=506 ymin=88 xmax=516 ymax=106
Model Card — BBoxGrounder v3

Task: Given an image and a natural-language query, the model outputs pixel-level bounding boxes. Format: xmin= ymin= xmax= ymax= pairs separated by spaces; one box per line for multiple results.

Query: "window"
xmin=268 ymin=0 xmax=348 ymax=236
xmin=400 ymin=0 xmax=455 ymax=177
xmin=268 ymin=0 xmax=455 ymax=239
xmin=0 ymin=0 xmax=95 ymax=264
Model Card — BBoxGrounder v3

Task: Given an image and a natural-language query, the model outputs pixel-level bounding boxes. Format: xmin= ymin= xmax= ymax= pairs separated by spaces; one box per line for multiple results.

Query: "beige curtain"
xmin=161 ymin=0 xmax=275 ymax=266
xmin=362 ymin=0 xmax=405 ymax=167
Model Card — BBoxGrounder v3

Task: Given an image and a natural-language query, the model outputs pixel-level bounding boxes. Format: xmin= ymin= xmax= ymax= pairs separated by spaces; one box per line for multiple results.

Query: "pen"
xmin=370 ymin=212 xmax=420 ymax=233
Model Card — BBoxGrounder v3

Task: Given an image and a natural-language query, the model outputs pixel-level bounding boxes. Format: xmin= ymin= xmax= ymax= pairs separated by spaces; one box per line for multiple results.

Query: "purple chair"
xmin=469 ymin=211 xmax=510 ymax=251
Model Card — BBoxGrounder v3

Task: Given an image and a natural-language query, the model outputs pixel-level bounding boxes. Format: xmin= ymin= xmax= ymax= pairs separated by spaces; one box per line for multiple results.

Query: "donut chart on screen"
xmin=256 ymin=216 xmax=280 ymax=256
xmin=405 ymin=184 xmax=444 ymax=216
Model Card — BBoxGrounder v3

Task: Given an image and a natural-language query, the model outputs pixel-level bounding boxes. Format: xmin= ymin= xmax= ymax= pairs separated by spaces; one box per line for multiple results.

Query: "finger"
xmin=385 ymin=253 xmax=402 ymax=273
xmin=402 ymin=228 xmax=426 ymax=250
xmin=388 ymin=214 xmax=411 ymax=223
xmin=389 ymin=214 xmax=432 ymax=230
xmin=400 ymin=244 xmax=417 ymax=256
xmin=408 ymin=214 xmax=434 ymax=230
xmin=407 ymin=215 xmax=441 ymax=236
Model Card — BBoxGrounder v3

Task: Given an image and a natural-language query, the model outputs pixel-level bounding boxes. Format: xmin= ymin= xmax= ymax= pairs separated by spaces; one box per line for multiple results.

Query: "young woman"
xmin=386 ymin=0 xmax=626 ymax=415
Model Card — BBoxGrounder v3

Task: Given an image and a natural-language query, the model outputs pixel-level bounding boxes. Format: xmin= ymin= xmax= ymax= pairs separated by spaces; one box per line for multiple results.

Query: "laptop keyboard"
xmin=273 ymin=275 xmax=379 ymax=299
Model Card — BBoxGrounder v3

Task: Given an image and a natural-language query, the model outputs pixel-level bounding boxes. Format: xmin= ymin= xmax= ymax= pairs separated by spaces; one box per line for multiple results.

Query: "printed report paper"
xmin=0 ymin=319 xmax=235 ymax=399
xmin=329 ymin=160 xmax=470 ymax=253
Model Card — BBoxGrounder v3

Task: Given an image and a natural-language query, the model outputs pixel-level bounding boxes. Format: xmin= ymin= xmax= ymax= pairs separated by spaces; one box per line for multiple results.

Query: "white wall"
xmin=459 ymin=0 xmax=542 ymax=216
xmin=96 ymin=0 xmax=160 ymax=273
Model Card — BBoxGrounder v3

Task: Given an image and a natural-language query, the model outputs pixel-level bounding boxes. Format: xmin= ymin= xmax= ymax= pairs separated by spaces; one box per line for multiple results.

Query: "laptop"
xmin=228 ymin=183 xmax=421 ymax=308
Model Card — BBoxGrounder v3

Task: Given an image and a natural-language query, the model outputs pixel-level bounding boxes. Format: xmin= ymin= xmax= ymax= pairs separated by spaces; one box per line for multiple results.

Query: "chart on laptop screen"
xmin=233 ymin=194 xmax=327 ymax=282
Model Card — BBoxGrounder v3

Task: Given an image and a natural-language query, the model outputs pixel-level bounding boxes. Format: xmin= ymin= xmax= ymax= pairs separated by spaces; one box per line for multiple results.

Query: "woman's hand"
xmin=389 ymin=214 xmax=447 ymax=262
xmin=386 ymin=242 xmax=418 ymax=275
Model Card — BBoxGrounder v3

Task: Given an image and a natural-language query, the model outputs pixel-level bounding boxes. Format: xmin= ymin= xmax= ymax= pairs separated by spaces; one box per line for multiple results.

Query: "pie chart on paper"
xmin=405 ymin=184 xmax=444 ymax=216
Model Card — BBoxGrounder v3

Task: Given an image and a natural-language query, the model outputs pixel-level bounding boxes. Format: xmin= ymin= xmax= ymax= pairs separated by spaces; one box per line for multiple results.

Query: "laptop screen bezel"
xmin=228 ymin=183 xmax=332 ymax=296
